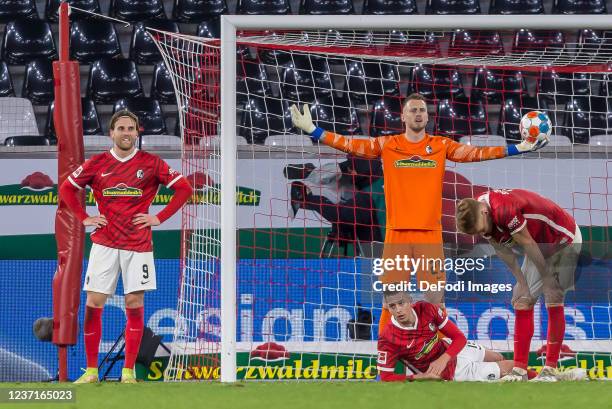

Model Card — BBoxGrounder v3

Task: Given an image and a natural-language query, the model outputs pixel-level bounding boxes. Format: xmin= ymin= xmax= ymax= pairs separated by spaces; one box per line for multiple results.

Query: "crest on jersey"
xmin=137 ymin=169 xmax=144 ymax=179
xmin=425 ymin=145 xmax=432 ymax=154
xmin=428 ymin=323 xmax=435 ymax=332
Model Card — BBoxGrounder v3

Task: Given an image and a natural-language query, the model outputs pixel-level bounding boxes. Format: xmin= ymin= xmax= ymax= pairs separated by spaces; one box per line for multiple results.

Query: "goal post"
xmin=151 ymin=15 xmax=612 ymax=383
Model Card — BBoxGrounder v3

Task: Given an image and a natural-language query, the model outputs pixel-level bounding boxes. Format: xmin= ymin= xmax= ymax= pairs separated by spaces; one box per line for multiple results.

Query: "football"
xmin=519 ymin=111 xmax=552 ymax=145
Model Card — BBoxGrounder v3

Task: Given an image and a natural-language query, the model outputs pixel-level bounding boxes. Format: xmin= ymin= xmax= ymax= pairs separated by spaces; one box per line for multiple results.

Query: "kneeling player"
xmin=377 ymin=291 xmax=514 ymax=382
xmin=456 ymin=189 xmax=586 ymax=382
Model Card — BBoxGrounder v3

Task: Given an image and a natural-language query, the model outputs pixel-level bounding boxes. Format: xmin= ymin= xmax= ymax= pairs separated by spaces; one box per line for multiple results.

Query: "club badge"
xmin=425 ymin=145 xmax=433 ymax=154
xmin=137 ymin=169 xmax=144 ymax=179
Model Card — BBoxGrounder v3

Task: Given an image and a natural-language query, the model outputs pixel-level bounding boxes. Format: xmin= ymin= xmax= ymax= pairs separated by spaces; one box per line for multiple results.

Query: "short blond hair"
xmin=456 ymin=198 xmax=482 ymax=234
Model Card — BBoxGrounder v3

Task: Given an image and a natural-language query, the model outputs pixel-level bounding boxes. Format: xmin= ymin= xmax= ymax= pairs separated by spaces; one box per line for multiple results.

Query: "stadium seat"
xmin=236 ymin=0 xmax=291 ymax=14
xmin=22 ymin=58 xmax=54 ymax=105
xmin=497 ymin=96 xmax=549 ymax=143
xmin=369 ymin=96 xmax=403 ymax=137
xmin=0 ymin=0 xmax=38 ymax=23
xmin=435 ymin=97 xmax=488 ymax=139
xmin=0 ymin=61 xmax=15 ymax=97
xmin=87 ymin=58 xmax=144 ymax=104
xmin=46 ymin=98 xmax=103 ymax=141
xmin=196 ymin=17 xmax=220 ymax=38
xmin=513 ymin=29 xmax=566 ymax=55
xmin=552 ymin=0 xmax=606 ymax=14
xmin=471 ymin=68 xmax=527 ymax=103
xmin=343 ymin=60 xmax=401 ymax=105
xmin=281 ymin=54 xmax=333 ymax=101
xmin=70 ymin=19 xmax=122 ymax=63
xmin=239 ymin=96 xmax=292 ymax=144
xmin=300 ymin=0 xmax=355 ymax=14
xmin=130 ymin=20 xmax=180 ymax=65
xmin=459 ymin=134 xmax=507 ymax=146
xmin=600 ymin=73 xmax=611 ymax=97
xmin=45 ymin=0 xmax=102 ymax=22
xmin=362 ymin=0 xmax=417 ymax=14
xmin=426 ymin=0 xmax=480 ymax=14
xmin=4 ymin=135 xmax=50 ymax=146
xmin=151 ymin=62 xmax=176 ymax=104
xmin=0 ymin=97 xmax=38 ymax=144
xmin=562 ymin=96 xmax=612 ymax=145
xmin=2 ymin=19 xmax=58 ymax=65
xmin=578 ymin=29 xmax=612 ymax=52
xmin=589 ymin=135 xmax=612 ymax=146
xmin=113 ymin=97 xmax=168 ymax=135
xmin=172 ymin=0 xmax=228 ymax=22
xmin=237 ymin=57 xmax=273 ymax=102
xmin=547 ymin=133 xmax=572 ymax=146
xmin=139 ymin=134 xmax=182 ymax=148
xmin=537 ymin=70 xmax=591 ymax=105
xmin=310 ymin=93 xmax=363 ymax=135
xmin=109 ymin=0 xmax=166 ymax=22
xmin=488 ymin=0 xmax=544 ymax=14
xmin=411 ymin=64 xmax=465 ymax=101
xmin=400 ymin=31 xmax=441 ymax=56
xmin=448 ymin=30 xmax=504 ymax=57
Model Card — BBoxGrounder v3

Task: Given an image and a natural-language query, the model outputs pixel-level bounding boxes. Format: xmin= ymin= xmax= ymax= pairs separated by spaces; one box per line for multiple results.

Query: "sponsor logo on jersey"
xmin=102 ymin=183 xmax=143 ymax=197
xmin=414 ymin=335 xmax=438 ymax=360
xmin=508 ymin=216 xmax=520 ymax=230
xmin=72 ymin=166 xmax=83 ymax=178
xmin=395 ymin=156 xmax=437 ymax=168
xmin=137 ymin=169 xmax=144 ymax=179
xmin=377 ymin=351 xmax=387 ymax=365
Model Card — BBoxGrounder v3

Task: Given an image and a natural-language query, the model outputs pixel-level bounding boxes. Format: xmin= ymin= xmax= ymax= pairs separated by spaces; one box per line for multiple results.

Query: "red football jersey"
xmin=477 ymin=189 xmax=577 ymax=256
xmin=67 ymin=149 xmax=183 ymax=252
xmin=377 ymin=302 xmax=456 ymax=380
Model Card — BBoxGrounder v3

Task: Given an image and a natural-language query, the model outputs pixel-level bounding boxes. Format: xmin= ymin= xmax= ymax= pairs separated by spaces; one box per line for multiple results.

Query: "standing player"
xmin=290 ymin=94 xmax=548 ymax=334
xmin=456 ymin=189 xmax=586 ymax=381
xmin=59 ymin=111 xmax=193 ymax=383
xmin=377 ymin=291 xmax=515 ymax=382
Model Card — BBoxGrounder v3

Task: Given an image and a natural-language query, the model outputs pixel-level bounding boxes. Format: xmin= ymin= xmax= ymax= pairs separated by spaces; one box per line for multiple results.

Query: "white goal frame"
xmin=219 ymin=14 xmax=612 ymax=383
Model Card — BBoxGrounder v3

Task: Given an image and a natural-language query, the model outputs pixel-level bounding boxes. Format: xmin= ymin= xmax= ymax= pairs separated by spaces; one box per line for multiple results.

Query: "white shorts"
xmin=453 ymin=342 xmax=501 ymax=382
xmin=522 ymin=224 xmax=582 ymax=299
xmin=84 ymin=243 xmax=157 ymax=295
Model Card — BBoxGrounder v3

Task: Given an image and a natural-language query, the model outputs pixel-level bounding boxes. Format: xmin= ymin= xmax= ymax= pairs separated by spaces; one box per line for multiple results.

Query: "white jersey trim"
xmin=166 ymin=174 xmax=183 ymax=189
xmin=67 ymin=176 xmax=83 ymax=190
xmin=523 ymin=213 xmax=575 ymax=240
xmin=376 ymin=366 xmax=395 ymax=372
xmin=510 ymin=219 xmax=527 ymax=235
xmin=110 ymin=148 xmax=139 ymax=163
xmin=438 ymin=316 xmax=449 ymax=329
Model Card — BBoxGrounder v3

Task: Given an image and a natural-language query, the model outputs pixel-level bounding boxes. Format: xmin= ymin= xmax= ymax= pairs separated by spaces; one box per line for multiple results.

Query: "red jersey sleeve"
xmin=155 ymin=158 xmax=183 ymax=188
xmin=67 ymin=158 xmax=98 ymax=190
xmin=427 ymin=303 xmax=449 ymax=329
xmin=377 ymin=334 xmax=402 ymax=377
xmin=493 ymin=193 xmax=527 ymax=234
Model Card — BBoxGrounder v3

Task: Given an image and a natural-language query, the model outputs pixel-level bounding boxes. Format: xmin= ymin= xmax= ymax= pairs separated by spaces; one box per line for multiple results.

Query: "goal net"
xmin=150 ymin=16 xmax=612 ymax=382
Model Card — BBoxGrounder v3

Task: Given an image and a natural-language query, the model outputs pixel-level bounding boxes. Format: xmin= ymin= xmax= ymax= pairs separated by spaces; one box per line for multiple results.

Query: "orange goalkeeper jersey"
xmin=321 ymin=132 xmax=506 ymax=230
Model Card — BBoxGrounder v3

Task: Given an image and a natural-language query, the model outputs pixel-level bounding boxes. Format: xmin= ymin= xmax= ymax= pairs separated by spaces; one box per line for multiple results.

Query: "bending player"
xmin=290 ymin=94 xmax=548 ymax=333
xmin=59 ymin=111 xmax=193 ymax=383
xmin=377 ymin=291 xmax=514 ymax=382
xmin=456 ymin=189 xmax=586 ymax=381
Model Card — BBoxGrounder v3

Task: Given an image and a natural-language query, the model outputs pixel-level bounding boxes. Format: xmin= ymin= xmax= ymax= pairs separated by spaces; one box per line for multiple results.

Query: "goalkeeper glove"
xmin=507 ymin=136 xmax=549 ymax=156
xmin=289 ymin=104 xmax=324 ymax=141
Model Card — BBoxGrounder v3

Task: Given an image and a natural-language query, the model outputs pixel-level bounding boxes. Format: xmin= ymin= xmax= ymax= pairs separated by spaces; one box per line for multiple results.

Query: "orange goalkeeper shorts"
xmin=380 ymin=229 xmax=446 ymax=288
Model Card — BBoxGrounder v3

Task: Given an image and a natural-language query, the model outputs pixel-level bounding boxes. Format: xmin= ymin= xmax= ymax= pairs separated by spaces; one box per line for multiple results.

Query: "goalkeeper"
xmin=290 ymin=93 xmax=548 ymax=334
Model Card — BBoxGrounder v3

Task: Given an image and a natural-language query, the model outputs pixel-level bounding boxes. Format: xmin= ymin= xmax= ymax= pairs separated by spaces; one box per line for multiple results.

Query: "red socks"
xmin=84 ymin=306 xmax=103 ymax=368
xmin=545 ymin=305 xmax=565 ymax=368
xmin=513 ymin=308 xmax=534 ymax=369
xmin=124 ymin=306 xmax=145 ymax=369
xmin=378 ymin=308 xmax=391 ymax=336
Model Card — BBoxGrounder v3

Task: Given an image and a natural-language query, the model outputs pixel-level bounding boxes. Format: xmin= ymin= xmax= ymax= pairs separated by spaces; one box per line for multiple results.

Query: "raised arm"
xmin=445 ymin=136 xmax=548 ymax=163
xmin=290 ymin=104 xmax=384 ymax=159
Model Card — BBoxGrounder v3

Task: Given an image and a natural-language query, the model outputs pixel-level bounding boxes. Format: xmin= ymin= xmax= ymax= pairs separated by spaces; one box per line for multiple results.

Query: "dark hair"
xmin=109 ymin=110 xmax=140 ymax=132
xmin=402 ymin=93 xmax=426 ymax=109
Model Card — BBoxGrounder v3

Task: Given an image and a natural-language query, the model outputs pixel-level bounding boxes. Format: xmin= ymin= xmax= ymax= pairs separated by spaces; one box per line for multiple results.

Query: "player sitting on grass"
xmin=456 ymin=189 xmax=587 ymax=382
xmin=377 ymin=290 xmax=514 ymax=382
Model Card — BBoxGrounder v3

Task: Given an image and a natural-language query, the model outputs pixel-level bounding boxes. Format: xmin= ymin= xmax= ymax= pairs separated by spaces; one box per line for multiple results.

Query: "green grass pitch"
xmin=2 ymin=381 xmax=610 ymax=409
